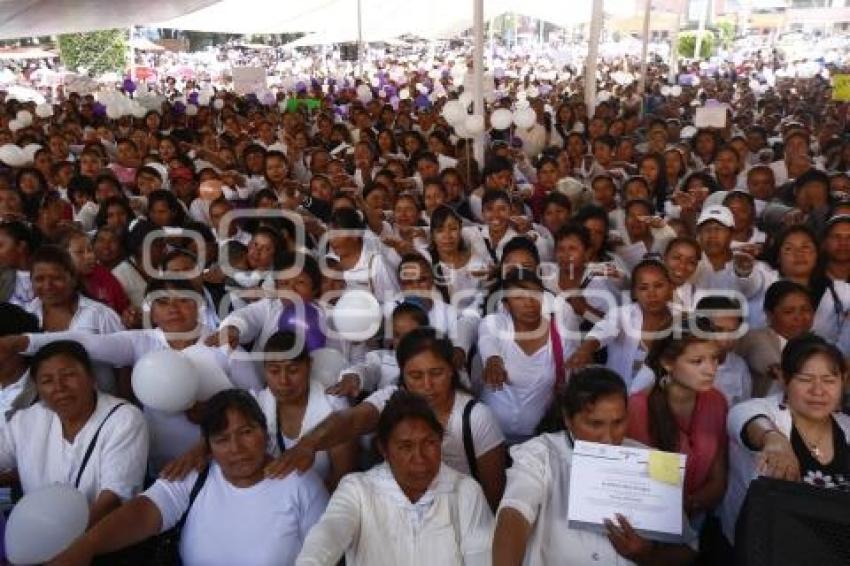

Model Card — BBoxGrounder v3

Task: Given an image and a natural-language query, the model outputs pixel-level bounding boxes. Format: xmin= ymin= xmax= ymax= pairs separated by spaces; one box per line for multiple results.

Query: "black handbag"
xmin=148 ymin=465 xmax=211 ymax=566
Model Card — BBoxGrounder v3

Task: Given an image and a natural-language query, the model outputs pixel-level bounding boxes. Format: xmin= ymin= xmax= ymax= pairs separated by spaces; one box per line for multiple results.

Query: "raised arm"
xmin=22 ymin=331 xmax=138 ymax=367
xmin=265 ymin=401 xmax=380 ymax=478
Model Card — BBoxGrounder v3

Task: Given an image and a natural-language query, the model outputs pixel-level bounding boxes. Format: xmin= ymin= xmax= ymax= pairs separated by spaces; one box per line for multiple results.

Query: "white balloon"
xmin=660 ymin=85 xmax=672 ymax=96
xmin=441 ymin=100 xmax=466 ymax=125
xmin=465 ymin=114 xmax=485 ymax=135
xmin=6 ymin=484 xmax=89 ymax=564
xmin=213 ymin=98 xmax=225 ymax=110
xmin=670 ymin=85 xmax=683 ymax=97
xmin=132 ymin=104 xmax=147 ymax=119
xmin=680 ymin=125 xmax=698 ymax=139
xmin=106 ymin=104 xmax=122 ymax=121
xmin=0 ymin=144 xmax=27 ymax=167
xmin=513 ymin=107 xmax=537 ymax=129
xmin=331 ymin=290 xmax=381 ymax=342
xmin=490 ymin=108 xmax=513 ymax=130
xmin=132 ymin=349 xmax=199 ymax=412
xmin=15 ymin=110 xmax=32 ymax=127
xmin=310 ymin=347 xmax=348 ymax=388
xmin=356 ymin=84 xmax=372 ymax=102
xmin=181 ymin=345 xmax=233 ymax=402
xmin=399 ymin=88 xmax=410 ymax=100
xmin=35 ymin=103 xmax=53 ymax=119
xmin=23 ymin=143 xmax=41 ymax=163
xmin=185 ymin=103 xmax=199 ymax=116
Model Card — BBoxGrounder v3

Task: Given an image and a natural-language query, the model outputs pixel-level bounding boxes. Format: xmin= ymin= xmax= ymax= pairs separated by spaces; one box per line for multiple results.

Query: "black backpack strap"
xmin=175 ymin=465 xmax=210 ymax=532
xmin=74 ymin=402 xmax=127 ymax=488
xmin=462 ymin=399 xmax=479 ymax=482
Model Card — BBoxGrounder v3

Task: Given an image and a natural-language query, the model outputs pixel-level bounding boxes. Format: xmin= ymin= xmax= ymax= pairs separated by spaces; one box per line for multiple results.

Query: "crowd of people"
xmin=0 ymin=39 xmax=847 ymax=565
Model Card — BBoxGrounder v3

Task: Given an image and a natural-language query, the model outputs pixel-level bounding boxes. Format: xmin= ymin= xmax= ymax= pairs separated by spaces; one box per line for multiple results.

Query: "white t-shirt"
xmin=0 ymin=392 xmax=148 ymax=502
xmin=145 ymin=463 xmax=328 ymax=566
xmin=253 ymin=381 xmax=349 ymax=481
xmin=366 ymin=388 xmax=504 ymax=476
xmin=477 ymin=312 xmax=573 ymax=443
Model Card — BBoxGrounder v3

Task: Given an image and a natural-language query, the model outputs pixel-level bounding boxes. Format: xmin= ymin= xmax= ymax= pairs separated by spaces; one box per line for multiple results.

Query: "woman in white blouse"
xmin=296 ymin=389 xmax=493 ymax=566
xmin=567 ymin=259 xmax=676 ymax=389
xmin=428 ymin=205 xmax=492 ymax=313
xmin=326 ymin=207 xmax=399 ymax=303
xmin=50 ymin=389 xmax=328 ymax=566
xmin=720 ymin=333 xmax=850 ymax=544
xmin=493 ymin=366 xmax=697 ymax=566
xmin=0 ymin=341 xmax=148 ymax=528
xmin=268 ymin=327 xmax=507 ymax=510
xmin=25 ymin=245 xmax=125 ymax=393
xmin=663 ymin=236 xmax=702 ymax=314
xmin=479 ymin=268 xmax=575 ymax=444
xmin=734 ymin=225 xmax=850 ymax=340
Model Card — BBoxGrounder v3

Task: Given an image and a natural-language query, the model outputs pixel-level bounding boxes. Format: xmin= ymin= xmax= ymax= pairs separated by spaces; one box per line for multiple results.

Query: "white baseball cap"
xmin=697 ymin=204 xmax=734 ymax=228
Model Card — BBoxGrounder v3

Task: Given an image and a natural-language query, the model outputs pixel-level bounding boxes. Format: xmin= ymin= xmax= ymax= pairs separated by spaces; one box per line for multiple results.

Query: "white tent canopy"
xmin=0 ymin=0 xmax=638 ymax=43
xmin=0 ymin=0 xmax=219 ymax=40
xmin=158 ymin=0 xmax=638 ymax=39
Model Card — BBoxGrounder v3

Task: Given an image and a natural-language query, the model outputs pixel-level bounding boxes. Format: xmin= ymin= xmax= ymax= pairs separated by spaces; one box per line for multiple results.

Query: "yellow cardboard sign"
xmin=648 ymin=450 xmax=681 ymax=486
xmin=833 ymin=74 xmax=850 ymax=102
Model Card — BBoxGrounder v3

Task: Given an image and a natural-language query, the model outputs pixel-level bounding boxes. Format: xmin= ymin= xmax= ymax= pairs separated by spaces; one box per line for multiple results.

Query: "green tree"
xmin=716 ymin=21 xmax=735 ymax=50
xmin=58 ymin=29 xmax=127 ymax=75
xmin=678 ymin=31 xmax=715 ymax=59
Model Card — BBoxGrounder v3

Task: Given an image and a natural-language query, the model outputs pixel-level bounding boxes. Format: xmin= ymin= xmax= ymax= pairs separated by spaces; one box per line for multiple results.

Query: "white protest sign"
xmin=231 ymin=66 xmax=266 ymax=95
xmin=695 ymin=105 xmax=727 ymax=129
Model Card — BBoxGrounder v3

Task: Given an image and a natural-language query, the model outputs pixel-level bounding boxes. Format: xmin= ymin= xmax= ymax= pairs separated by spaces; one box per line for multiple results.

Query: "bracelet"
xmin=757 ymin=428 xmax=784 ymax=448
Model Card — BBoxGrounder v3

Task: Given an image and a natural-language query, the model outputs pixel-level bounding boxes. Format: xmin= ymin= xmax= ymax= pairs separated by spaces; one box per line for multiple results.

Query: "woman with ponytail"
xmin=627 ymin=319 xmax=729 ymax=525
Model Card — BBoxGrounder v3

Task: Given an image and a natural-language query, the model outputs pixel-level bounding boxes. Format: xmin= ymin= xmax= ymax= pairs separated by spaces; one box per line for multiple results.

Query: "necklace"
xmin=796 ymin=421 xmax=830 ymax=459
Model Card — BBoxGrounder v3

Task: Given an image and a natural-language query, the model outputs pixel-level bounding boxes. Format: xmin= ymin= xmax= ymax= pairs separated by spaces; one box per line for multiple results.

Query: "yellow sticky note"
xmin=833 ymin=74 xmax=850 ymax=102
xmin=648 ymin=450 xmax=681 ymax=486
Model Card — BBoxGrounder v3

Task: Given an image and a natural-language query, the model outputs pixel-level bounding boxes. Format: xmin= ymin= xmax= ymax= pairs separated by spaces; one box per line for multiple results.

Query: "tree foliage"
xmin=678 ymin=31 xmax=715 ymax=60
xmin=58 ymin=29 xmax=127 ymax=75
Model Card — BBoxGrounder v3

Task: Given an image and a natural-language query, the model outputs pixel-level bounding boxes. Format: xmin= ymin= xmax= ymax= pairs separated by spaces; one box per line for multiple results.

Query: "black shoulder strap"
xmin=462 ymin=399 xmax=478 ymax=482
xmin=479 ymin=227 xmax=498 ymax=264
xmin=74 ymin=402 xmax=127 ymax=488
xmin=175 ymin=465 xmax=210 ymax=532
xmin=276 ymin=428 xmax=287 ymax=455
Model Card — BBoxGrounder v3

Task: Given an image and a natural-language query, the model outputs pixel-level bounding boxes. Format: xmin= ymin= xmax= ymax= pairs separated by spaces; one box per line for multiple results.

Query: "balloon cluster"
xmin=441 ymin=92 xmax=485 ymax=139
xmin=97 ymin=90 xmax=148 ymax=120
xmin=660 ymin=85 xmax=683 ymax=97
